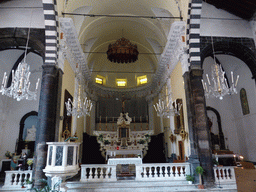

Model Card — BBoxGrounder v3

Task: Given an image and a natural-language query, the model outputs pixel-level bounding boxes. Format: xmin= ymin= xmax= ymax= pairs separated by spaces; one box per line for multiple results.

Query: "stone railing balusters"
xmin=213 ymin=166 xmax=236 ymax=183
xmin=2 ymin=170 xmax=33 ymax=189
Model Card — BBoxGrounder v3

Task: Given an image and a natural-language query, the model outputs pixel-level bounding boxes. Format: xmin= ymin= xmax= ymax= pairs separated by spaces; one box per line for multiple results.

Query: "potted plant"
xmin=25 ymin=179 xmax=33 ymax=189
xmin=186 ymin=174 xmax=195 ymax=184
xmin=196 ymin=166 xmax=205 ymax=189
xmin=5 ymin=151 xmax=12 ymax=159
xmin=29 ymin=179 xmax=61 ymax=192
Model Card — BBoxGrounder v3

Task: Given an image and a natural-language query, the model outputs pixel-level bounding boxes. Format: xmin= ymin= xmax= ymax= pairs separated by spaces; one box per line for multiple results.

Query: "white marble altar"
xmin=108 ymin=157 xmax=142 ymax=165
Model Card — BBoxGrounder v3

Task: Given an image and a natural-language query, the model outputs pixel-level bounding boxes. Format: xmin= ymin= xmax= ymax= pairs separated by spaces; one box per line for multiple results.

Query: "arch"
xmin=18 ymin=111 xmax=38 ymax=142
xmin=201 ymin=40 xmax=256 ymax=79
xmin=206 ymin=106 xmax=225 ymax=150
xmin=0 ymin=28 xmax=45 ymax=58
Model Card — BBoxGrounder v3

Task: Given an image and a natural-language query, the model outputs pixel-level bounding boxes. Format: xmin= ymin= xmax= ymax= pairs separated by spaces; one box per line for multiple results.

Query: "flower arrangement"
xmin=5 ymin=151 xmax=12 ymax=158
xmin=27 ymin=159 xmax=33 ymax=166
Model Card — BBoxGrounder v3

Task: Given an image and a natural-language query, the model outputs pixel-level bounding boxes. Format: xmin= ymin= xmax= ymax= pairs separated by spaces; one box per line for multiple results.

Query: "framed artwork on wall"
xmin=62 ymin=89 xmax=73 ymax=139
xmin=240 ymin=88 xmax=250 ymax=115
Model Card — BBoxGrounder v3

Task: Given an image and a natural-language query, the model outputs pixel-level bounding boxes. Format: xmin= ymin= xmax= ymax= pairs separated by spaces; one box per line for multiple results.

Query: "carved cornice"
xmin=59 ymin=18 xmax=187 ymax=100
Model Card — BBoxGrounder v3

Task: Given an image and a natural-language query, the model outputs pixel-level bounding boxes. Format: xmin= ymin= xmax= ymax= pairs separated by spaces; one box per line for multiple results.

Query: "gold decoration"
xmin=180 ymin=128 xmax=188 ymax=140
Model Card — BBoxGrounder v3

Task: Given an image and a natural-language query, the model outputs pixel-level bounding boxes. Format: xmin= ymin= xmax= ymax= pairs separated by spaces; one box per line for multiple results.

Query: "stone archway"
xmin=201 ymin=37 xmax=256 ymax=79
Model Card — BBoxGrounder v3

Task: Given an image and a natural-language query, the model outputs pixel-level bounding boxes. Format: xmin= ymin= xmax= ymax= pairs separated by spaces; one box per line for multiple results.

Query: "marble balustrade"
xmin=2 ymin=170 xmax=33 ymax=189
xmin=80 ymin=163 xmax=190 ymax=182
xmin=213 ymin=166 xmax=236 ymax=183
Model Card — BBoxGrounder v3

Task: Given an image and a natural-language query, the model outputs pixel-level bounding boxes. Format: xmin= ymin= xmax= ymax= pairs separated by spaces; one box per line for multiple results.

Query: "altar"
xmin=108 ymin=157 xmax=142 ymax=165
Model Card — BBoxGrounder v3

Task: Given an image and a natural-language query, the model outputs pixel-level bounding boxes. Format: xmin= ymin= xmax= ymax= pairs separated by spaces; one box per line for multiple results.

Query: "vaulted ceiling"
xmin=62 ymin=0 xmax=183 ymax=97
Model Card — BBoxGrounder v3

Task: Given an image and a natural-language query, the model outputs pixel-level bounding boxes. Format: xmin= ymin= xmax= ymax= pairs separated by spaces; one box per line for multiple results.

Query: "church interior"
xmin=0 ymin=0 xmax=256 ymax=191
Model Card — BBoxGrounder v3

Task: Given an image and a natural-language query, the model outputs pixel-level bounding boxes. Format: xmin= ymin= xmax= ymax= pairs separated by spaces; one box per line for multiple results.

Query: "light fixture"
xmin=65 ymin=74 xmax=92 ymax=118
xmin=95 ymin=77 xmax=103 ymax=85
xmin=116 ymin=79 xmax=127 ymax=87
xmin=137 ymin=75 xmax=147 ymax=85
xmin=201 ymin=37 xmax=239 ymax=100
xmin=153 ymin=97 xmax=182 ymax=118
xmin=0 ymin=9 xmax=40 ymax=101
xmin=107 ymin=37 xmax=139 ymax=63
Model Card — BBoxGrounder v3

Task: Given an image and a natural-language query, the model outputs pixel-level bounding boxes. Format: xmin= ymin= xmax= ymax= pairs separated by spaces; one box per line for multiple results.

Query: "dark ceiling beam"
xmin=84 ymin=51 xmax=162 ymax=55
xmin=62 ymin=12 xmax=183 ymax=20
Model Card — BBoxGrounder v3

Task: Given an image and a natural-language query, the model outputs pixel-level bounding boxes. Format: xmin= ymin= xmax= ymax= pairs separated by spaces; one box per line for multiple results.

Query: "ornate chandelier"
xmin=201 ymin=37 xmax=239 ymax=100
xmin=153 ymin=98 xmax=182 ymax=118
xmin=65 ymin=79 xmax=92 ymax=118
xmin=107 ymin=37 xmax=139 ymax=63
xmin=0 ymin=8 xmax=40 ymax=101
xmin=0 ymin=62 xmax=40 ymax=101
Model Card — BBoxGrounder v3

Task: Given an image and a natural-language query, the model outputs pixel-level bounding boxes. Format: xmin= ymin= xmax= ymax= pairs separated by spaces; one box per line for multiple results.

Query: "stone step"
xmin=64 ymin=180 xmax=237 ymax=192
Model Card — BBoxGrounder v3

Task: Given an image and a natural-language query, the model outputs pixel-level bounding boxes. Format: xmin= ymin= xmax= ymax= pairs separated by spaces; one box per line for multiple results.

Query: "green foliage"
xmin=98 ymin=134 xmax=103 ymax=142
xmin=104 ymin=140 xmax=110 ymax=145
xmin=25 ymin=179 xmax=34 ymax=184
xmin=5 ymin=151 xmax=12 ymax=158
xmin=212 ymin=158 xmax=219 ymax=165
xmin=27 ymin=179 xmax=61 ymax=192
xmin=196 ymin=166 xmax=204 ymax=175
xmin=186 ymin=174 xmax=195 ymax=182
xmin=138 ymin=139 xmax=145 ymax=144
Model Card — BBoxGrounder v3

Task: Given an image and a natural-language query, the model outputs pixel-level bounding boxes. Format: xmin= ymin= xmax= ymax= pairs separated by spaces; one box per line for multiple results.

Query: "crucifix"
xmin=121 ymin=94 xmax=130 ymax=113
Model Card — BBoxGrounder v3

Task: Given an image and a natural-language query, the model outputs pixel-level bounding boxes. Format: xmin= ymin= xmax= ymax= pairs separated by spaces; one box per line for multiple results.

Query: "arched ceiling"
xmin=62 ymin=0 xmax=183 ymax=98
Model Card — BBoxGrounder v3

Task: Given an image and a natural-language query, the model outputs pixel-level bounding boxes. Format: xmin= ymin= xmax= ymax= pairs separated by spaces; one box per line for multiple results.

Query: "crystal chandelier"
xmin=0 ymin=62 xmax=40 ymax=101
xmin=201 ymin=37 xmax=239 ymax=100
xmin=0 ymin=17 xmax=40 ymax=101
xmin=65 ymin=78 xmax=92 ymax=118
xmin=153 ymin=98 xmax=182 ymax=118
xmin=107 ymin=37 xmax=139 ymax=63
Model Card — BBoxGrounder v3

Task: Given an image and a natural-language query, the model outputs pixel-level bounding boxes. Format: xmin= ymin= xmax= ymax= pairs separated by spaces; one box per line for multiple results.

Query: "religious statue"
xmin=25 ymin=125 xmax=36 ymax=141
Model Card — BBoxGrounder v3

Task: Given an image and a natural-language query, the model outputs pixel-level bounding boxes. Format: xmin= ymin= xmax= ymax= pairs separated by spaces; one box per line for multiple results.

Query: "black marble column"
xmin=33 ymin=64 xmax=63 ymax=188
xmin=183 ymin=71 xmax=200 ymax=182
xmin=184 ymin=69 xmax=215 ymax=187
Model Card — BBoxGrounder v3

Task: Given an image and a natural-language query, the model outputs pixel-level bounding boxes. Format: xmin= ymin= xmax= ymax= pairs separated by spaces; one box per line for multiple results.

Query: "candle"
xmin=235 ymin=75 xmax=239 ymax=87
xmin=36 ymin=78 xmax=40 ymax=90
xmin=206 ymin=74 xmax=211 ymax=85
xmin=2 ymin=72 xmax=6 ymax=85
xmin=231 ymin=71 xmax=234 ymax=84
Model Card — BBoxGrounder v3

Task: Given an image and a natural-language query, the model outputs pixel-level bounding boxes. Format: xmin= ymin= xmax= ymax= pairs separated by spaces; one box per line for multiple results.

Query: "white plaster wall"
xmin=203 ymin=55 xmax=256 ymax=162
xmin=0 ymin=50 xmax=43 ymax=159
xmin=201 ymin=2 xmax=253 ymax=38
xmin=0 ymin=0 xmax=44 ymax=28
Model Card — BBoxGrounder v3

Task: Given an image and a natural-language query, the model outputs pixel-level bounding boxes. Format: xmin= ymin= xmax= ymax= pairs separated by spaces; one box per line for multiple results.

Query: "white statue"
xmin=25 ymin=125 xmax=36 ymax=141
xmin=117 ymin=113 xmax=132 ymax=126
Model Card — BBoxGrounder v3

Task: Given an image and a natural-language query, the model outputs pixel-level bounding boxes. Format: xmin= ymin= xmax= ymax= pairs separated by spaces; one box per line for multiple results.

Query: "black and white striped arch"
xmin=187 ymin=0 xmax=202 ymax=68
xmin=42 ymin=0 xmax=58 ymax=65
